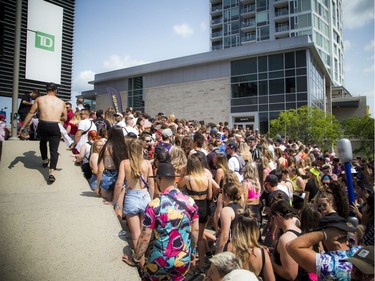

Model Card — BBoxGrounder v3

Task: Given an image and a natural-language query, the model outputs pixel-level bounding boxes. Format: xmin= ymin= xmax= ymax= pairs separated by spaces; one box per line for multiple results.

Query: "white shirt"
xmin=76 ymin=119 xmax=96 ymax=151
xmin=228 ymin=155 xmax=243 ymax=183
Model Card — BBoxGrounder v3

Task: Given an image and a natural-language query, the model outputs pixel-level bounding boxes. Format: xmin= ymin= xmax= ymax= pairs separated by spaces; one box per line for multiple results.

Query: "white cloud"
xmin=343 ymin=40 xmax=351 ymax=51
xmin=173 ymin=24 xmax=194 ymax=38
xmin=72 ymin=70 xmax=95 ymax=92
xmin=103 ymin=54 xmax=148 ymax=71
xmin=343 ymin=0 xmax=374 ymax=29
xmin=364 ymin=39 xmax=375 ymax=52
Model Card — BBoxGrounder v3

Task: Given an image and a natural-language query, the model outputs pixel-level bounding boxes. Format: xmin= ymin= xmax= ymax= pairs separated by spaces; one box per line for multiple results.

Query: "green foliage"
xmin=341 ymin=115 xmax=375 ymax=159
xmin=269 ymin=106 xmax=341 ymax=150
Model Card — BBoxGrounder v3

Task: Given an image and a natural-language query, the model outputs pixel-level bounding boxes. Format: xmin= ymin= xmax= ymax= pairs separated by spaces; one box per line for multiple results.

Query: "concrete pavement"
xmin=0 ymin=140 xmax=140 ymax=281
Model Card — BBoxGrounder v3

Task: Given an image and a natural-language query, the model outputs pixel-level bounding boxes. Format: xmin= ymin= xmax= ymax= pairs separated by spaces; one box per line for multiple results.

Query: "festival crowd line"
xmin=19 ymin=100 xmax=375 ymax=281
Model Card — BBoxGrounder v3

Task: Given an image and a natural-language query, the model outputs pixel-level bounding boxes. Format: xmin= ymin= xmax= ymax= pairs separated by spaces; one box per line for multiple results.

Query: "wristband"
xmin=322 ymin=230 xmax=328 ymax=241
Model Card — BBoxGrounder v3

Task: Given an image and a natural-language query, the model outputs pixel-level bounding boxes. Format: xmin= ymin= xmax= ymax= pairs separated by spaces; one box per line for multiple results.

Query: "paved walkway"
xmin=0 ymin=140 xmax=140 ymax=281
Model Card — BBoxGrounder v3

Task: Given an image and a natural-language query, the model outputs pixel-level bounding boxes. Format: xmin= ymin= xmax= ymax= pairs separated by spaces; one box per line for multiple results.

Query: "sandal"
xmin=48 ymin=175 xmax=56 ymax=183
xmin=122 ymin=254 xmax=139 ymax=267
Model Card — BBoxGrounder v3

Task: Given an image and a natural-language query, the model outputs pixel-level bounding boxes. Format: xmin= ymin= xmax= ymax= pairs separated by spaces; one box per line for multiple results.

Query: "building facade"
xmin=210 ymin=0 xmax=344 ymax=86
xmin=0 ymin=0 xmax=74 ymax=100
xmin=86 ymin=36 xmax=331 ymax=133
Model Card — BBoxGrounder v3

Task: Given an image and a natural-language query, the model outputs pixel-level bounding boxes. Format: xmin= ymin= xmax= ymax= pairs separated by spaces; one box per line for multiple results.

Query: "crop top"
xmin=184 ymin=175 xmax=209 ymax=197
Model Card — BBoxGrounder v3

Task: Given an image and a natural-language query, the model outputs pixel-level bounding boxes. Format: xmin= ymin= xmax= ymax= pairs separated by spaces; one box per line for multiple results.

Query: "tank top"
xmin=246 ymin=180 xmax=260 ymax=200
xmin=274 ymin=229 xmax=310 ymax=281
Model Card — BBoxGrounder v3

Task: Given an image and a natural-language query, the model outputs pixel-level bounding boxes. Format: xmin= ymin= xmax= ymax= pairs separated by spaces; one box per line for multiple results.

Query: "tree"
xmin=269 ymin=106 xmax=341 ymax=150
xmin=341 ymin=115 xmax=374 ymax=159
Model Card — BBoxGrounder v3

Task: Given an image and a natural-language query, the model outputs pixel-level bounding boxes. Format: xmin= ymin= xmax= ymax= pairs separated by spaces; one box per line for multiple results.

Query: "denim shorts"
xmin=100 ymin=169 xmax=117 ymax=191
xmin=88 ymin=174 xmax=97 ymax=191
xmin=123 ymin=189 xmax=151 ymax=216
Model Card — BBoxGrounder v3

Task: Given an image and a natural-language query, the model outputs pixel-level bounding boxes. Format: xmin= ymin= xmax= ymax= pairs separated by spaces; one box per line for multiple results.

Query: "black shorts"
xmin=195 ymin=199 xmax=209 ymax=224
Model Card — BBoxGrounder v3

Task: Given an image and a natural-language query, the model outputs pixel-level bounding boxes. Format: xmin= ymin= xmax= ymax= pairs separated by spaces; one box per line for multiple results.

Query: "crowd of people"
xmin=19 ymin=95 xmax=375 ymax=280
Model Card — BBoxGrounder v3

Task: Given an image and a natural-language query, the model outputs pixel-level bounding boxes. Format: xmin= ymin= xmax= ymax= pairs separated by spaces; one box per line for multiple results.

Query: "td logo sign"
xmin=35 ymin=31 xmax=55 ymax=51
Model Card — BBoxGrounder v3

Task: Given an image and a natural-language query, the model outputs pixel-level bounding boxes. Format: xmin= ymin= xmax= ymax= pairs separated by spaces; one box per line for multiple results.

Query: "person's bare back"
xmin=36 ymin=95 xmax=66 ymax=122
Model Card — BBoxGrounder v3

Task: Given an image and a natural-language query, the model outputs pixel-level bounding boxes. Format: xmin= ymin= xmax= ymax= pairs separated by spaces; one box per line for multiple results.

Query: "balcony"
xmin=211 ymin=30 xmax=223 ymax=41
xmin=211 ymin=4 xmax=223 ymax=16
xmin=211 ymin=17 xmax=223 ymax=26
xmin=212 ymin=44 xmax=223 ymax=51
xmin=241 ymin=4 xmax=255 ymax=17
xmin=240 ymin=0 xmax=255 ymax=4
xmin=210 ymin=0 xmax=222 ymax=4
xmin=275 ymin=24 xmax=289 ymax=32
xmin=241 ymin=18 xmax=256 ymax=32
xmin=275 ymin=7 xmax=289 ymax=22
xmin=241 ymin=34 xmax=256 ymax=43
xmin=274 ymin=0 xmax=288 ymax=8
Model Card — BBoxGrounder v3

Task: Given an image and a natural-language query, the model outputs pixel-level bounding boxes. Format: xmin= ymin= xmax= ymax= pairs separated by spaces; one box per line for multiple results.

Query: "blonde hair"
xmin=186 ymin=154 xmax=207 ymax=190
xmin=231 ymin=208 xmax=261 ymax=267
xmin=128 ymin=139 xmax=143 ymax=178
xmin=239 ymin=142 xmax=252 ymax=162
xmin=170 ymin=146 xmax=187 ymax=174
xmin=243 ymin=161 xmax=261 ymax=194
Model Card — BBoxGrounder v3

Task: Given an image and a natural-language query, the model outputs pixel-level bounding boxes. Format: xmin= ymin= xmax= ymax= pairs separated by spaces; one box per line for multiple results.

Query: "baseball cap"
xmin=264 ymin=174 xmax=278 ymax=186
xmin=226 ymin=142 xmax=238 ymax=150
xmin=161 ymin=128 xmax=173 ymax=137
xmin=315 ymin=214 xmax=356 ymax=232
xmin=340 ymin=246 xmax=374 ymax=274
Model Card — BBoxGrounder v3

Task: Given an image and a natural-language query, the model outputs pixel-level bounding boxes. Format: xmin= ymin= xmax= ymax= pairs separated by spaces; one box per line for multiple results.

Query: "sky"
xmin=0 ymin=0 xmax=374 ymax=121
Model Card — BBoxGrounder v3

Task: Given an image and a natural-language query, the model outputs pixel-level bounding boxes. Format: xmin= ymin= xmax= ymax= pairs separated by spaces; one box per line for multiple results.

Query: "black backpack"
xmin=93 ymin=118 xmax=107 ymax=132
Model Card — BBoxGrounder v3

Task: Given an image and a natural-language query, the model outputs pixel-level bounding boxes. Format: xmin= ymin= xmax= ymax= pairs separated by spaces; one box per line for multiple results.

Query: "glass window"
xmin=269 ymin=95 xmax=285 ymax=103
xmin=285 ymin=69 xmax=295 ymax=77
xmin=232 ymin=82 xmax=258 ymax=97
xmin=256 ymin=11 xmax=268 ymax=24
xmin=296 ymin=50 xmax=306 ymax=67
xmin=286 ymin=102 xmax=296 ymax=109
xmin=269 ymin=71 xmax=284 ymax=79
xmin=259 ymin=112 xmax=269 ymax=134
xmin=258 ymin=80 xmax=268 ymax=95
xmin=269 ymin=79 xmax=284 ymax=95
xmin=297 ymin=92 xmax=308 ymax=101
xmin=297 ymin=101 xmax=308 ymax=107
xmin=286 ymin=93 xmax=296 ymax=101
xmin=231 ymin=58 xmax=257 ymax=75
xmin=296 ymin=68 xmax=307 ymax=75
xmin=258 ymin=56 xmax=268 ymax=72
xmin=259 ymin=104 xmax=268 ymax=112
xmin=285 ymin=78 xmax=296 ymax=93
xmin=270 ymin=103 xmax=284 ymax=111
xmin=259 ymin=96 xmax=268 ymax=103
xmin=258 ymin=72 xmax=268 ymax=79
xmin=297 ymin=76 xmax=307 ymax=92
xmin=269 ymin=54 xmax=284 ymax=71
xmin=285 ymin=52 xmax=295 ymax=69
xmin=258 ymin=26 xmax=270 ymax=41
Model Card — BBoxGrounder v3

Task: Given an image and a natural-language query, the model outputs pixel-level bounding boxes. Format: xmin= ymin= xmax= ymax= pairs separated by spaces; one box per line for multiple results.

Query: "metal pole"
xmin=10 ymin=0 xmax=22 ymax=140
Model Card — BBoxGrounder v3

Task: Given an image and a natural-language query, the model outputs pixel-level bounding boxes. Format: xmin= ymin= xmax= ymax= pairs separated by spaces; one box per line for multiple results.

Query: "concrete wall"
xmin=332 ymin=96 xmax=367 ymax=122
xmin=145 ymin=77 xmax=231 ymax=124
xmin=95 ymin=90 xmax=129 ymax=113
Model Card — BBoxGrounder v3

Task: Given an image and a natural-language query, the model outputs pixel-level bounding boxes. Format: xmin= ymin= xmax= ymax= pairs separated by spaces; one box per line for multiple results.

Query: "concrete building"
xmin=210 ymin=0 xmax=344 ymax=86
xmin=83 ymin=0 xmax=366 ymax=134
xmin=85 ymin=35 xmax=331 ymax=133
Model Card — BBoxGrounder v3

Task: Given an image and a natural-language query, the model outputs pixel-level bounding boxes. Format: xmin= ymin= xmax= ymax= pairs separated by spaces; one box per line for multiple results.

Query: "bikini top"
xmin=184 ymin=175 xmax=209 ymax=197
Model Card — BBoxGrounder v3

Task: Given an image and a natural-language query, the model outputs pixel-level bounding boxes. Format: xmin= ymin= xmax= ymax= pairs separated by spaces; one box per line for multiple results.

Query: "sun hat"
xmin=340 ymin=246 xmax=374 ymax=275
xmin=222 ymin=269 xmax=258 ymax=281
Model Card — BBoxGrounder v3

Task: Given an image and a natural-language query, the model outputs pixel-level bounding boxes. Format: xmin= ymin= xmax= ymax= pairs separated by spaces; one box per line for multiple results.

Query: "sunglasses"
xmin=322 ymin=182 xmax=330 ymax=186
xmin=318 ymin=203 xmax=328 ymax=208
xmin=144 ymin=139 xmax=152 ymax=143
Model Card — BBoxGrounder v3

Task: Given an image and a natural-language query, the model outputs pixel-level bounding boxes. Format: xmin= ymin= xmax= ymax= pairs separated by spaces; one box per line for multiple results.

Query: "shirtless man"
xmin=21 ymin=82 xmax=67 ymax=183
